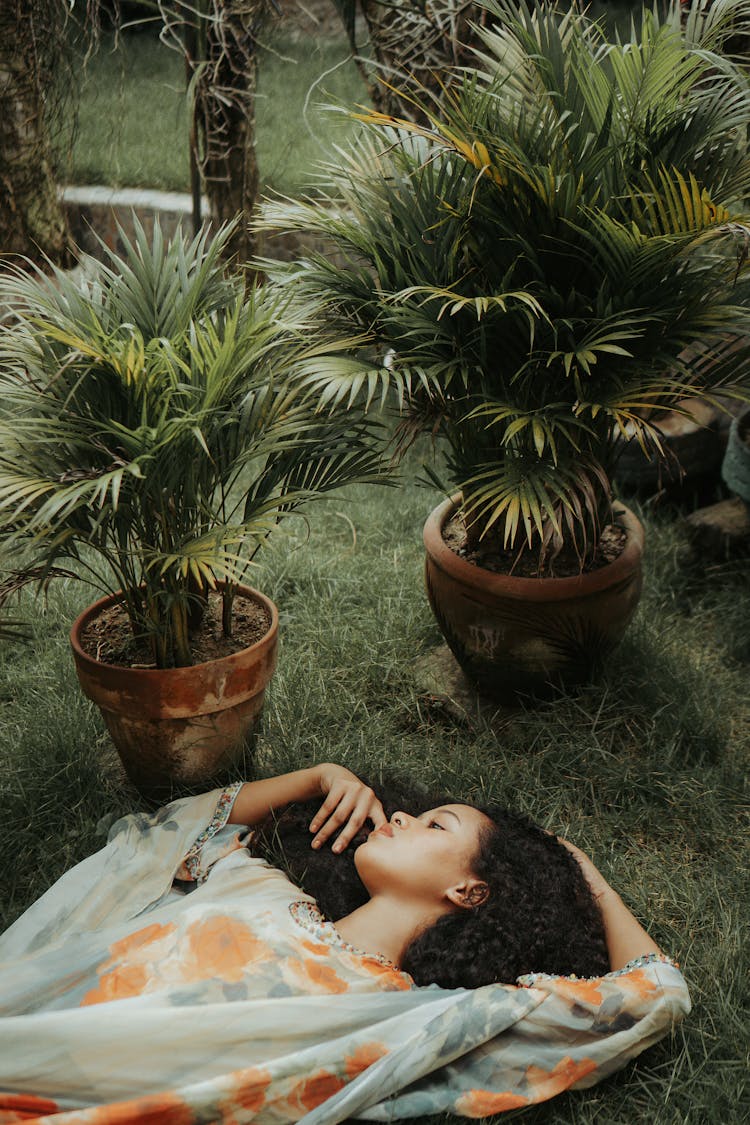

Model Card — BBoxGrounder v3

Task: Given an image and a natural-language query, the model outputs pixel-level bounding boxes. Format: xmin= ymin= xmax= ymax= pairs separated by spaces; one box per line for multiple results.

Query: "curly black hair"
xmin=247 ymin=780 xmax=609 ymax=989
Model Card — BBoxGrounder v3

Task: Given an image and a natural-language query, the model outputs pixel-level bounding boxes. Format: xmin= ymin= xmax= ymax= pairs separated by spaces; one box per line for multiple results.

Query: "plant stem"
xmin=222 ymin=585 xmax=234 ymax=637
xmin=171 ymin=596 xmax=192 ymax=668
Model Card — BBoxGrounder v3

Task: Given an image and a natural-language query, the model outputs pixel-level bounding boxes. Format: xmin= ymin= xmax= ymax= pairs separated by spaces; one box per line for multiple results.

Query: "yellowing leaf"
xmin=532 ymin=421 xmax=546 ymax=457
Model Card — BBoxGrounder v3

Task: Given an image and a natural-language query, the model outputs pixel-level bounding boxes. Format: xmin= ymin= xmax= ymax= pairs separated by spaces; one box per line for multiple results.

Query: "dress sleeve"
xmin=438 ymin=954 xmax=691 ymax=1117
xmin=174 ymin=781 xmax=246 ymax=884
xmin=513 ymin=953 xmax=690 ymax=1076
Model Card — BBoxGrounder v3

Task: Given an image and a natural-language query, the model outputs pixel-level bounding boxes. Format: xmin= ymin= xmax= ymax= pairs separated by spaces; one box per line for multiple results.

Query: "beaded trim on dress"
xmin=182 ymin=782 xmax=243 ymax=882
xmin=289 ymin=900 xmax=403 ymax=971
xmin=517 ymin=951 xmax=678 ymax=987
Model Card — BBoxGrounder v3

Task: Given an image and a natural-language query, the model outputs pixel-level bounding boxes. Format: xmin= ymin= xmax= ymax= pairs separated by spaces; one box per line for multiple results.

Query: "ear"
xmin=446 ymin=879 xmax=489 ymax=910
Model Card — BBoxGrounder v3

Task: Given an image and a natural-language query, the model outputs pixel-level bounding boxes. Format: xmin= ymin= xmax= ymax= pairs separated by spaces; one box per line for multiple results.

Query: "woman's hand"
xmin=229 ymin=764 xmax=384 ymax=850
xmin=309 ymin=764 xmax=387 ymax=853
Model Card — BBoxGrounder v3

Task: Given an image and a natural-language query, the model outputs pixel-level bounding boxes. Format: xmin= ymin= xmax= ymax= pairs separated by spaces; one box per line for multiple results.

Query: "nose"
xmin=390 ymin=811 xmax=410 ymax=829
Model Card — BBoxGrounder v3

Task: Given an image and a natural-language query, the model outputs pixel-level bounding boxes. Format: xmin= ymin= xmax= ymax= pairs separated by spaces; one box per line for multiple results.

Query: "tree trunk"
xmin=357 ymin=1 xmax=489 ymax=119
xmin=193 ymin=0 xmax=272 ymax=265
xmin=0 ymin=1 xmax=70 ymax=266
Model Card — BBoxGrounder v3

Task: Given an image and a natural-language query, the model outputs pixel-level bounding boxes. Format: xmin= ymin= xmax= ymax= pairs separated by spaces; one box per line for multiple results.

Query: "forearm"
xmin=559 ymin=838 xmax=663 ymax=971
xmin=226 ymin=762 xmax=386 ymax=852
xmin=228 ymin=766 xmax=324 ymax=827
xmin=597 ymin=887 xmax=662 ymax=971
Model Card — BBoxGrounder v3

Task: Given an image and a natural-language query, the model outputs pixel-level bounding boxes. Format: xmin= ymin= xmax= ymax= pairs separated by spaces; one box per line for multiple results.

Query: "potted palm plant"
xmin=0 ymin=220 xmax=384 ymax=794
xmin=259 ymin=0 xmax=750 ymax=697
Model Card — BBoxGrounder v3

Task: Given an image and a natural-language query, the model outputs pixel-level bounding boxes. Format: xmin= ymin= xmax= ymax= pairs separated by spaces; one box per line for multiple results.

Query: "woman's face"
xmin=354 ymin=804 xmax=491 ymax=909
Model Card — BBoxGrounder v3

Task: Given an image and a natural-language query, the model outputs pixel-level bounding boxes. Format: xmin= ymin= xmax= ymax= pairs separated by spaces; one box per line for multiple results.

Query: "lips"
xmin=373 ymin=823 xmax=393 ymax=837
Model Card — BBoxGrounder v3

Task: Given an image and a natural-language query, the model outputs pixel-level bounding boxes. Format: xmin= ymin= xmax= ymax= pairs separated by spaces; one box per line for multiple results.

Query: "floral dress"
xmin=0 ymin=785 xmax=690 ymax=1125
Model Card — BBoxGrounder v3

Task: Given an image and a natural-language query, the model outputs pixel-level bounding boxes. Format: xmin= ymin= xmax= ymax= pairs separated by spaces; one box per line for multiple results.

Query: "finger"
xmin=310 ymin=793 xmax=359 ymax=849
xmin=368 ymin=799 xmax=387 ymax=829
xmin=331 ymin=793 xmax=384 ymax=853
xmin=309 ymin=784 xmax=349 ymax=834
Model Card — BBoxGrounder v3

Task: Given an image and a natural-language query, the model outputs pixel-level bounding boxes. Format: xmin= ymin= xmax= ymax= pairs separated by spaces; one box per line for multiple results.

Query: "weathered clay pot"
xmin=424 ymin=498 xmax=645 ymax=700
xmin=70 ymin=584 xmax=278 ymax=799
xmin=721 ymin=406 xmax=750 ymax=506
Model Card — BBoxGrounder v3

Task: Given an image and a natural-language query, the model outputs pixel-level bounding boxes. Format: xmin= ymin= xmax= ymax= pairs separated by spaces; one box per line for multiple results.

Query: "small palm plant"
xmin=260 ymin=0 xmax=750 ymax=570
xmin=0 ymin=221 xmax=384 ymax=667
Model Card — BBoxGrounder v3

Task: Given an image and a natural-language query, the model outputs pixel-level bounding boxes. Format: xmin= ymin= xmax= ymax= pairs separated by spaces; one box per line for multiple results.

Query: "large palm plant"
xmin=260 ymin=0 xmax=750 ymax=569
xmin=0 ymin=221 xmax=384 ymax=666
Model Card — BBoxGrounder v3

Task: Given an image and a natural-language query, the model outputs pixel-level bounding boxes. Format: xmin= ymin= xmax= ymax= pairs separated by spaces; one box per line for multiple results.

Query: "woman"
xmin=0 ymin=763 xmax=690 ymax=1125
xmin=244 ymin=766 xmax=619 ymax=986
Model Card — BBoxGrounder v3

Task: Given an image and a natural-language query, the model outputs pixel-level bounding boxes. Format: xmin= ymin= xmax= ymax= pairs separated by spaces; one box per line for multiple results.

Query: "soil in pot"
xmin=80 ymin=592 xmax=271 ymax=667
xmin=443 ymin=516 xmax=627 ymax=579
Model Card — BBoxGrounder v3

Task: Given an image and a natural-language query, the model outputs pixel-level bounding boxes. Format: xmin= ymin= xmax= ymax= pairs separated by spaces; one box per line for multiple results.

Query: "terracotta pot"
xmin=423 ymin=498 xmax=645 ymax=700
xmin=721 ymin=406 xmax=750 ymax=505
xmin=70 ymin=584 xmax=278 ymax=799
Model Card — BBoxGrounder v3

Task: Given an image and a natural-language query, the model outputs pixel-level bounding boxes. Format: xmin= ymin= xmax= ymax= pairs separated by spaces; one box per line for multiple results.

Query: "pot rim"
xmin=424 ymin=495 xmax=645 ymax=603
xmin=70 ymin=582 xmax=278 ymax=679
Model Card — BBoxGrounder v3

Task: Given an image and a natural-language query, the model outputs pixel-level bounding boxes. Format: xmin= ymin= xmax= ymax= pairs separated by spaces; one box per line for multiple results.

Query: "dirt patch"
xmin=443 ymin=515 xmax=627 ymax=578
xmin=81 ymin=589 xmax=272 ymax=668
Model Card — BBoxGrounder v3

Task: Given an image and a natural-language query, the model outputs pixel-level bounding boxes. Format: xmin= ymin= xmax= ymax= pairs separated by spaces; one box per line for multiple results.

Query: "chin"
xmin=352 ymin=841 xmax=377 ymax=890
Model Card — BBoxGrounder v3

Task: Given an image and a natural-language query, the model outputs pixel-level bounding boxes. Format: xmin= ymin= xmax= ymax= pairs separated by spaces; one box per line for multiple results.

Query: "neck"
xmin=333 ymin=894 xmax=443 ymax=967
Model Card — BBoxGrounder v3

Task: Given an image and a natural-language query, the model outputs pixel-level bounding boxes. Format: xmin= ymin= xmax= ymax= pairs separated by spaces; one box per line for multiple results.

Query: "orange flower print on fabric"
xmin=455 ymin=1088 xmax=529 ymax=1116
xmin=300 ymin=939 xmax=330 ymax=956
xmin=546 ymin=977 xmax=604 ymax=1007
xmin=105 ymin=923 xmax=177 ymax=966
xmin=616 ymin=968 xmax=659 ymax=1002
xmin=344 ymin=1041 xmax=388 ymax=1078
xmin=217 ymin=1065 xmax=272 ymax=1125
xmin=358 ymin=957 xmax=412 ymax=991
xmin=285 ymin=957 xmax=350 ymax=994
xmin=52 ymin=1090 xmax=194 ymax=1125
xmin=285 ymin=1070 xmax=346 ymax=1115
xmin=526 ymin=1055 xmax=598 ymax=1096
xmin=81 ymin=922 xmax=177 ymax=1006
xmin=81 ymin=962 xmax=150 ymax=1006
xmin=0 ymin=1093 xmax=59 ymax=1122
xmin=182 ymin=915 xmax=272 ymax=985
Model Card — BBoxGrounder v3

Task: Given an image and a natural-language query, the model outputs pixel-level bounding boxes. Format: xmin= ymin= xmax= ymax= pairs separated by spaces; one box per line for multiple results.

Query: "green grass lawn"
xmin=1 ymin=462 xmax=748 ymax=1123
xmin=69 ymin=28 xmax=369 ymax=195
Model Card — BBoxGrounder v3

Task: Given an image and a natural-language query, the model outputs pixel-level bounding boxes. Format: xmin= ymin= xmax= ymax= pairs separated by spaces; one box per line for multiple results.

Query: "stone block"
xmin=684 ymin=497 xmax=750 ymax=562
